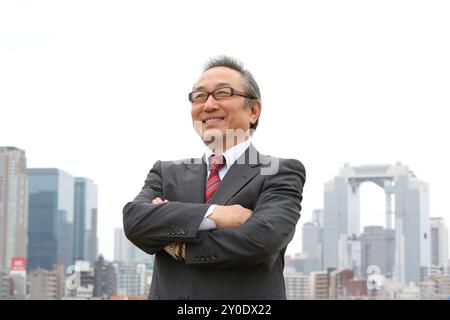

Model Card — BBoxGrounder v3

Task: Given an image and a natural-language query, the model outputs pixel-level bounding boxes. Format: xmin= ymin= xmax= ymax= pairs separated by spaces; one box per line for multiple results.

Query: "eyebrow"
xmin=193 ymin=81 xmax=232 ymax=91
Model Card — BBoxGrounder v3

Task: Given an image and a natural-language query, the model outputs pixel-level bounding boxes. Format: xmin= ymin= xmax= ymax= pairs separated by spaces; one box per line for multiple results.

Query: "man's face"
xmin=191 ymin=66 xmax=260 ymax=148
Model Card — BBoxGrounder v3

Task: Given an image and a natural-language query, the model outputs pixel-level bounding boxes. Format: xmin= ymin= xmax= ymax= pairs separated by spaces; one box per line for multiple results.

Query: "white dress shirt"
xmin=198 ymin=139 xmax=252 ymax=230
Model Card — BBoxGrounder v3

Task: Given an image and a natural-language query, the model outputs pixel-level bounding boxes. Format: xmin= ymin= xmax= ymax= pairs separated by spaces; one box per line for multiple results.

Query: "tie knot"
xmin=209 ymin=154 xmax=225 ymax=172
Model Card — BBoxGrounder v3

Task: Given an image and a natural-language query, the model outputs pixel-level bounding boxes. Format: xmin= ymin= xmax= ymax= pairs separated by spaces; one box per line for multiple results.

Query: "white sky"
xmin=1 ymin=1 xmax=449 ymax=261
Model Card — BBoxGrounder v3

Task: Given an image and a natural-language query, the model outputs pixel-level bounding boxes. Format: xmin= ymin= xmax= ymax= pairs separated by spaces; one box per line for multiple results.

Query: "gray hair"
xmin=202 ymin=55 xmax=261 ymax=131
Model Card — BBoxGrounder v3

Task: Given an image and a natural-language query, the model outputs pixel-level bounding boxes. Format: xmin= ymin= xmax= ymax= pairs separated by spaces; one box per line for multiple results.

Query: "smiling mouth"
xmin=202 ymin=117 xmax=224 ymax=124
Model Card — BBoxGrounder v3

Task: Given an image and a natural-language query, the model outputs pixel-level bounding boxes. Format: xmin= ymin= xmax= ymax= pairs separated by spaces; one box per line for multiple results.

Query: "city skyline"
xmin=3 ymin=146 xmax=450 ymax=263
xmin=2 ymin=146 xmax=450 ymax=299
xmin=4 ymin=146 xmax=449 ymax=269
xmin=18 ymin=154 xmax=450 ymax=262
xmin=1 ymin=1 xmax=449 ymax=261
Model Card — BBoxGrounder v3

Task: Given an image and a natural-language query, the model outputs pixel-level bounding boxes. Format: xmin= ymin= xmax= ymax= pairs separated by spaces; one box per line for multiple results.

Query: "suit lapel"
xmin=176 ymin=159 xmax=206 ymax=203
xmin=175 ymin=146 xmax=265 ymax=205
xmin=212 ymin=145 xmax=262 ymax=205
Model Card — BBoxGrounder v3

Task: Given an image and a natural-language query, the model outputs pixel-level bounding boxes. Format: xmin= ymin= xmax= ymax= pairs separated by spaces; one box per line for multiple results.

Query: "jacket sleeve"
xmin=184 ymin=158 xmax=306 ymax=269
xmin=122 ymin=161 xmax=210 ymax=255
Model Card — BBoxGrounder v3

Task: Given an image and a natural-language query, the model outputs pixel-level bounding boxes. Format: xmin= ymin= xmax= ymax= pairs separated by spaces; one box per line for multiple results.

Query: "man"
xmin=123 ymin=56 xmax=306 ymax=300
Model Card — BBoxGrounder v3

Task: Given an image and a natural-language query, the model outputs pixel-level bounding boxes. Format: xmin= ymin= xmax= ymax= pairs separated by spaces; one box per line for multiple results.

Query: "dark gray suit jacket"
xmin=123 ymin=145 xmax=306 ymax=300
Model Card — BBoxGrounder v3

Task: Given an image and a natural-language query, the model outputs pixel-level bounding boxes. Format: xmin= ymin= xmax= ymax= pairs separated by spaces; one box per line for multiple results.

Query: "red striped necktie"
xmin=205 ymin=154 xmax=225 ymax=203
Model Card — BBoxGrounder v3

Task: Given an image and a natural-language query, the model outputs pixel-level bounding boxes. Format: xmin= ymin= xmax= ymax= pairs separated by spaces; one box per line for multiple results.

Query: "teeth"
xmin=204 ymin=118 xmax=222 ymax=124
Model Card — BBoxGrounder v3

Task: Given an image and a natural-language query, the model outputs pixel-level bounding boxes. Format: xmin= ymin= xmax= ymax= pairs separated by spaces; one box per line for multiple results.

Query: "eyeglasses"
xmin=188 ymin=87 xmax=255 ymax=103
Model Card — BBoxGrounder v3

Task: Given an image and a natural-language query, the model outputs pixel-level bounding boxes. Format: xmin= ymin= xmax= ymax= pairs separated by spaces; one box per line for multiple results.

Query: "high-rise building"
xmin=29 ymin=265 xmax=65 ymax=300
xmin=421 ymin=265 xmax=447 ymax=279
xmin=0 ymin=272 xmax=12 ymax=300
xmin=289 ymin=253 xmax=318 ymax=275
xmin=312 ymin=209 xmax=324 ymax=227
xmin=0 ymin=147 xmax=27 ymax=273
xmin=114 ymin=231 xmax=146 ymax=297
xmin=298 ymin=209 xmax=324 ymax=273
xmin=448 ymin=259 xmax=450 ymax=275
xmin=27 ymin=168 xmax=75 ymax=271
xmin=284 ymin=272 xmax=310 ymax=300
xmin=94 ymin=255 xmax=117 ymax=298
xmin=430 ymin=217 xmax=449 ymax=270
xmin=115 ymin=263 xmax=146 ymax=297
xmin=302 ymin=221 xmax=321 ymax=272
xmin=310 ymin=271 xmax=329 ymax=300
xmin=329 ymin=269 xmax=353 ymax=299
xmin=114 ymin=228 xmax=152 ymax=266
xmin=348 ymin=235 xmax=362 ymax=275
xmin=337 ymin=234 xmax=362 ymax=273
xmin=114 ymin=228 xmax=134 ymax=264
xmin=323 ymin=163 xmax=430 ymax=285
xmin=328 ymin=269 xmax=368 ymax=299
xmin=361 ymin=226 xmax=395 ymax=279
xmin=420 ymin=274 xmax=450 ymax=300
xmin=9 ymin=257 xmax=27 ymax=300
xmin=73 ymin=178 xmax=98 ymax=264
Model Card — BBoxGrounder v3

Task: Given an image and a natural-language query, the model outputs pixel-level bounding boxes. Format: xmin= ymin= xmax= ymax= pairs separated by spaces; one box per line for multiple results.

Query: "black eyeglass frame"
xmin=188 ymin=87 xmax=256 ymax=103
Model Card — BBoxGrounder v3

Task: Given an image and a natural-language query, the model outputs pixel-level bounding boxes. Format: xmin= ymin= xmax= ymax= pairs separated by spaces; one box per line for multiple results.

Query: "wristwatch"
xmin=166 ymin=242 xmax=181 ymax=261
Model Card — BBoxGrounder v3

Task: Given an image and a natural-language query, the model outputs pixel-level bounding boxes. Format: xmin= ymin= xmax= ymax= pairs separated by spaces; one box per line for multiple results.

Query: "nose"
xmin=203 ymin=94 xmax=219 ymax=112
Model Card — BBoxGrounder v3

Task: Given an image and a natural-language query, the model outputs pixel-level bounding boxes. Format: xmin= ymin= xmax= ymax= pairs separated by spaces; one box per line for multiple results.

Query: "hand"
xmin=208 ymin=204 xmax=252 ymax=229
xmin=164 ymin=243 xmax=177 ymax=260
xmin=152 ymin=197 xmax=169 ymax=205
xmin=164 ymin=242 xmax=185 ymax=261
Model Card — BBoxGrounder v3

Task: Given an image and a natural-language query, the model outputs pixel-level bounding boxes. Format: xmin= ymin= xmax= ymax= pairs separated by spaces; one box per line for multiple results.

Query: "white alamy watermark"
xmin=175 ymin=122 xmax=280 ymax=175
xmin=366 ymin=265 xmax=385 ymax=290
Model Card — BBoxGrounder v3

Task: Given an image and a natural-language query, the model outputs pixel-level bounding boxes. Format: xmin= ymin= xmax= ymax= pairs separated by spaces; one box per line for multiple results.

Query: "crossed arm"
xmin=123 ymin=159 xmax=305 ymax=269
xmin=150 ymin=197 xmax=252 ymax=260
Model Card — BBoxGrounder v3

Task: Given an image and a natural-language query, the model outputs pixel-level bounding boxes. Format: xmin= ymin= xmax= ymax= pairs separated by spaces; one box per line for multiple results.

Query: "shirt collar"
xmin=204 ymin=139 xmax=252 ymax=171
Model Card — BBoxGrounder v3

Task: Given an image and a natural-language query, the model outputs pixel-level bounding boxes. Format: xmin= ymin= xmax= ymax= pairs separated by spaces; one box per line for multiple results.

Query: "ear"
xmin=249 ymin=100 xmax=261 ymax=125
